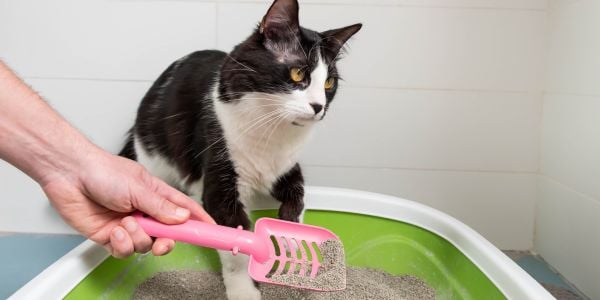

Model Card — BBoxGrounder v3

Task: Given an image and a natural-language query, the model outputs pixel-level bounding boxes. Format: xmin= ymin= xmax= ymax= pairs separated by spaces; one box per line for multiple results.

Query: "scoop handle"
xmin=133 ymin=212 xmax=269 ymax=261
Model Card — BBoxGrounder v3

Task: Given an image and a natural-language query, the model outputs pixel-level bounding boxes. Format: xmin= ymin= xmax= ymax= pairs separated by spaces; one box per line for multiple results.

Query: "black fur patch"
xmin=271 ymin=164 xmax=305 ymax=223
xmin=120 ymin=0 xmax=361 ymax=229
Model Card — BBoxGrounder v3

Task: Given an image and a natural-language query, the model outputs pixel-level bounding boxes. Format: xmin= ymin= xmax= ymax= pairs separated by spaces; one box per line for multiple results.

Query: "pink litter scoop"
xmin=133 ymin=212 xmax=346 ymax=291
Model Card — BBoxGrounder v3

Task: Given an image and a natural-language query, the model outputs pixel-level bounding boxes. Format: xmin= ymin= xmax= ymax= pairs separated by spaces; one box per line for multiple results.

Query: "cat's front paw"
xmin=225 ymin=284 xmax=262 ymax=300
xmin=278 ymin=201 xmax=303 ymax=223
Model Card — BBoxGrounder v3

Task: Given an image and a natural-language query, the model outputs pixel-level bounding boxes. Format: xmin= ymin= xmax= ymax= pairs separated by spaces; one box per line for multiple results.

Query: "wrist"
xmin=34 ymin=135 xmax=105 ymax=188
xmin=1 ymin=107 xmax=102 ymax=188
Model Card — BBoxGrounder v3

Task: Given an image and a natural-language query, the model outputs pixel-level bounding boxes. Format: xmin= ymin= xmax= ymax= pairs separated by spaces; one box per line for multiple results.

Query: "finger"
xmin=152 ymin=238 xmax=175 ymax=256
xmin=109 ymin=226 xmax=135 ymax=259
xmin=155 ymin=180 xmax=216 ymax=224
xmin=121 ymin=216 xmax=152 ymax=254
xmin=132 ymin=186 xmax=190 ymax=225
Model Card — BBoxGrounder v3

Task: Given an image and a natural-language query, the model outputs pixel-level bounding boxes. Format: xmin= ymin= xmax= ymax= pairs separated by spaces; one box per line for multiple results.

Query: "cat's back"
xmin=137 ymin=49 xmax=227 ymax=121
xmin=166 ymin=50 xmax=228 ymax=91
xmin=130 ymin=50 xmax=228 ymax=164
xmin=178 ymin=50 xmax=228 ymax=79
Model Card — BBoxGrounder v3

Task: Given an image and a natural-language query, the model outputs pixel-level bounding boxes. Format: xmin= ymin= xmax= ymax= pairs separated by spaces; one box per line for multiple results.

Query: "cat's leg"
xmin=271 ymin=164 xmax=304 ymax=223
xmin=204 ymin=181 xmax=261 ymax=300
xmin=218 ymin=250 xmax=260 ymax=300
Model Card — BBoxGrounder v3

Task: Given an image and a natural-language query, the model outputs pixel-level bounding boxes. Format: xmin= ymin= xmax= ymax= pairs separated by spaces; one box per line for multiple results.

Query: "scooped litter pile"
xmin=133 ymin=267 xmax=436 ymax=300
xmin=269 ymin=239 xmax=346 ymax=290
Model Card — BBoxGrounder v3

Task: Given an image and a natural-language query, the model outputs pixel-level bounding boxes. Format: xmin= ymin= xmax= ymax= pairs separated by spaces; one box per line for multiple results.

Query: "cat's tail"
xmin=119 ymin=131 xmax=137 ymax=161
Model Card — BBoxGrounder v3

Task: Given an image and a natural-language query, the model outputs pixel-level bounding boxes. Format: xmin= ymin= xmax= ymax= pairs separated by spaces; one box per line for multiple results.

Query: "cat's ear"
xmin=321 ymin=23 xmax=363 ymax=59
xmin=260 ymin=0 xmax=300 ymax=40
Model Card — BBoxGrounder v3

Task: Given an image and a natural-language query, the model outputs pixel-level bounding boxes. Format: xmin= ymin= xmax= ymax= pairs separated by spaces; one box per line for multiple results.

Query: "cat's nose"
xmin=310 ymin=103 xmax=323 ymax=115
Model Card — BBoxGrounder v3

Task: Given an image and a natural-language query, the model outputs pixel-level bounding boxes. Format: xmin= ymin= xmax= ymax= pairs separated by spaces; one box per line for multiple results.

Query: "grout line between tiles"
xmin=539 ymin=174 xmax=600 ymax=204
xmin=303 ymin=164 xmax=538 ymax=175
xmin=543 ymin=91 xmax=600 ymax=98
xmin=23 ymin=76 xmax=536 ymax=95
xmin=206 ymin=1 xmax=547 ymax=12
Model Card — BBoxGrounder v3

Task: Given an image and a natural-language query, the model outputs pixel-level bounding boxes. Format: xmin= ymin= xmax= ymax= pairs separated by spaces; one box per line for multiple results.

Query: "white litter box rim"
xmin=10 ymin=186 xmax=554 ymax=300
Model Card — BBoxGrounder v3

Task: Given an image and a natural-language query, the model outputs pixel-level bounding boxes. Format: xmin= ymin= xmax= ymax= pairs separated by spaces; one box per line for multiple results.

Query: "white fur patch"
xmin=219 ymin=251 xmax=261 ymax=300
xmin=282 ymin=56 xmax=328 ymax=120
xmin=214 ymin=97 xmax=311 ymax=206
xmin=213 ymin=55 xmax=329 ymax=209
xmin=134 ymin=137 xmax=184 ymax=188
xmin=134 ymin=136 xmax=204 ymax=202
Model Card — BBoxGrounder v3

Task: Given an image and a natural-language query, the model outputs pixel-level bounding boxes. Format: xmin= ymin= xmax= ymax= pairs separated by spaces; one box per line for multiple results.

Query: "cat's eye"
xmin=324 ymin=77 xmax=335 ymax=89
xmin=290 ymin=68 xmax=305 ymax=82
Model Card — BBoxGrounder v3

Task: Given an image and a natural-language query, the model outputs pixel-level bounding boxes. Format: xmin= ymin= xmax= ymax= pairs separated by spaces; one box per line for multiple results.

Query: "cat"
xmin=119 ymin=0 xmax=361 ymax=299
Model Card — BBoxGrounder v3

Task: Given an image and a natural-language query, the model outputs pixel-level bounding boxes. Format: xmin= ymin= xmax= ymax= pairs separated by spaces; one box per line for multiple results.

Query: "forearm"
xmin=0 ymin=61 xmax=100 ymax=185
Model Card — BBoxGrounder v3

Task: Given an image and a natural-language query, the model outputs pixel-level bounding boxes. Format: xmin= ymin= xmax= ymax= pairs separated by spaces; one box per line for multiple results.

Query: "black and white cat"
xmin=120 ymin=0 xmax=360 ymax=298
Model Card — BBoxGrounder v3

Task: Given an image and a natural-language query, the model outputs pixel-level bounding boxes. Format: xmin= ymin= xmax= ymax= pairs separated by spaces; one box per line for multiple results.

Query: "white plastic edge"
xmin=299 ymin=187 xmax=555 ymax=300
xmin=8 ymin=239 xmax=109 ymax=300
xmin=10 ymin=186 xmax=554 ymax=300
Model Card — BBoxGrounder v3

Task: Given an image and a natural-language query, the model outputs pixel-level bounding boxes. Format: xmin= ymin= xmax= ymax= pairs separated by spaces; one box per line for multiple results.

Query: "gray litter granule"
xmin=133 ymin=270 xmax=228 ymax=300
xmin=134 ymin=268 xmax=436 ymax=300
xmin=269 ymin=239 xmax=346 ymax=291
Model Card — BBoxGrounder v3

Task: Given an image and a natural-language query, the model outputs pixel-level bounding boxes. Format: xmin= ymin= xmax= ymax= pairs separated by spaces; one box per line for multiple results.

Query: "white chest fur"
xmin=213 ymin=89 xmax=313 ymax=196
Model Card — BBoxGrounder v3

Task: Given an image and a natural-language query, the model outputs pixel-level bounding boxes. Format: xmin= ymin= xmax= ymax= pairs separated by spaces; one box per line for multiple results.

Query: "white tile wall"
xmin=536 ymin=0 xmax=600 ymax=298
xmin=28 ymin=79 xmax=153 ymax=153
xmin=302 ymin=87 xmax=541 ymax=172
xmin=535 ymin=177 xmax=600 ymax=300
xmin=0 ymin=0 xmax=217 ymax=80
xmin=1 ymin=159 xmax=75 ymax=234
xmin=545 ymin=0 xmax=600 ymax=95
xmin=216 ymin=0 xmax=546 ymax=10
xmin=0 ymin=0 xmax=546 ymax=250
xmin=305 ymin=166 xmax=537 ymax=249
xmin=541 ymin=93 xmax=600 ymax=200
xmin=218 ymin=2 xmax=546 ymax=91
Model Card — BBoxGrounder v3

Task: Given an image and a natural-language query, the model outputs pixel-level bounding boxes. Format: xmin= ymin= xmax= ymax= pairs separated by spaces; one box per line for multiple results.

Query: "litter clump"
xmin=269 ymin=239 xmax=346 ymax=291
xmin=133 ymin=268 xmax=436 ymax=300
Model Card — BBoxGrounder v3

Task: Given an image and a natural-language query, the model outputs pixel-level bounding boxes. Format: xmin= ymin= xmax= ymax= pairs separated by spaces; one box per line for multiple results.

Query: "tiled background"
xmin=0 ymin=0 xmax=598 ymax=298
xmin=536 ymin=0 xmax=600 ymax=298
xmin=0 ymin=0 xmax=545 ymax=249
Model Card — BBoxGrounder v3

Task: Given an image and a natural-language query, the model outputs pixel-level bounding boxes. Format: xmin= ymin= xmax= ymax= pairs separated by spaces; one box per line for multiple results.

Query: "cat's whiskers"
xmin=263 ymin=111 xmax=292 ymax=151
xmin=193 ymin=109 xmax=283 ymax=160
xmin=214 ymin=109 xmax=288 ymax=160
xmin=225 ymin=54 xmax=257 ymax=73
xmin=161 ymin=112 xmax=189 ymax=121
xmin=216 ymin=92 xmax=287 ymax=102
xmin=220 ymin=68 xmax=257 ymax=73
xmin=258 ymin=110 xmax=286 ymax=145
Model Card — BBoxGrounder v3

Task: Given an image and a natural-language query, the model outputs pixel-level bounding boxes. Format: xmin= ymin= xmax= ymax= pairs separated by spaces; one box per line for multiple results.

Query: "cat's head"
xmin=219 ymin=0 xmax=361 ymax=126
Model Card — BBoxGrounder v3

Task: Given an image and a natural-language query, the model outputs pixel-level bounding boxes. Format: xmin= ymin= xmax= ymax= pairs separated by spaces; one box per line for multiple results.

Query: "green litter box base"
xmin=65 ymin=210 xmax=504 ymax=300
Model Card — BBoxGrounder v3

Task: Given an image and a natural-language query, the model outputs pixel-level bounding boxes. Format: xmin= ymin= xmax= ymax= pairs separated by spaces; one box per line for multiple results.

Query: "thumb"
xmin=132 ymin=187 xmax=190 ymax=224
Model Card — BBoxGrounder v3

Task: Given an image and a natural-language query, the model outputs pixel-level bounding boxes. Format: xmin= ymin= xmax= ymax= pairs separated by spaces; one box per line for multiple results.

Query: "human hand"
xmin=40 ymin=148 xmax=214 ymax=258
xmin=0 ymin=61 xmax=214 ymax=258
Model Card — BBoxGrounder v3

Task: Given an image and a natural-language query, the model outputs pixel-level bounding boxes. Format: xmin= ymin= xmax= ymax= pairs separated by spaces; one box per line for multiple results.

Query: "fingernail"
xmin=114 ymin=229 xmax=125 ymax=241
xmin=125 ymin=220 xmax=137 ymax=232
xmin=175 ymin=208 xmax=189 ymax=219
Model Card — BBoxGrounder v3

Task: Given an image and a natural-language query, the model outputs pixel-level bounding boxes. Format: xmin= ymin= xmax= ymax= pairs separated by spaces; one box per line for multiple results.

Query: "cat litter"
xmin=133 ymin=267 xmax=435 ymax=300
xmin=269 ymin=239 xmax=346 ymax=290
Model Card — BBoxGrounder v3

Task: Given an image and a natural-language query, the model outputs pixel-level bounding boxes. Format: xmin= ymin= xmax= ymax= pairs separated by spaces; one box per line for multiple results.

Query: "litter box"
xmin=10 ymin=187 xmax=554 ymax=299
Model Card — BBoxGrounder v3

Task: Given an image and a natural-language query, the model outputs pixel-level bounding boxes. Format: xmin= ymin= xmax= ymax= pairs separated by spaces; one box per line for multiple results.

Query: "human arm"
xmin=0 ymin=61 xmax=214 ymax=257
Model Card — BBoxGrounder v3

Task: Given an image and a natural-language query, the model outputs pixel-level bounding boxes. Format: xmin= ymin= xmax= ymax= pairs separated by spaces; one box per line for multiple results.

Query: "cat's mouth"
xmin=292 ymin=115 xmax=321 ymax=127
